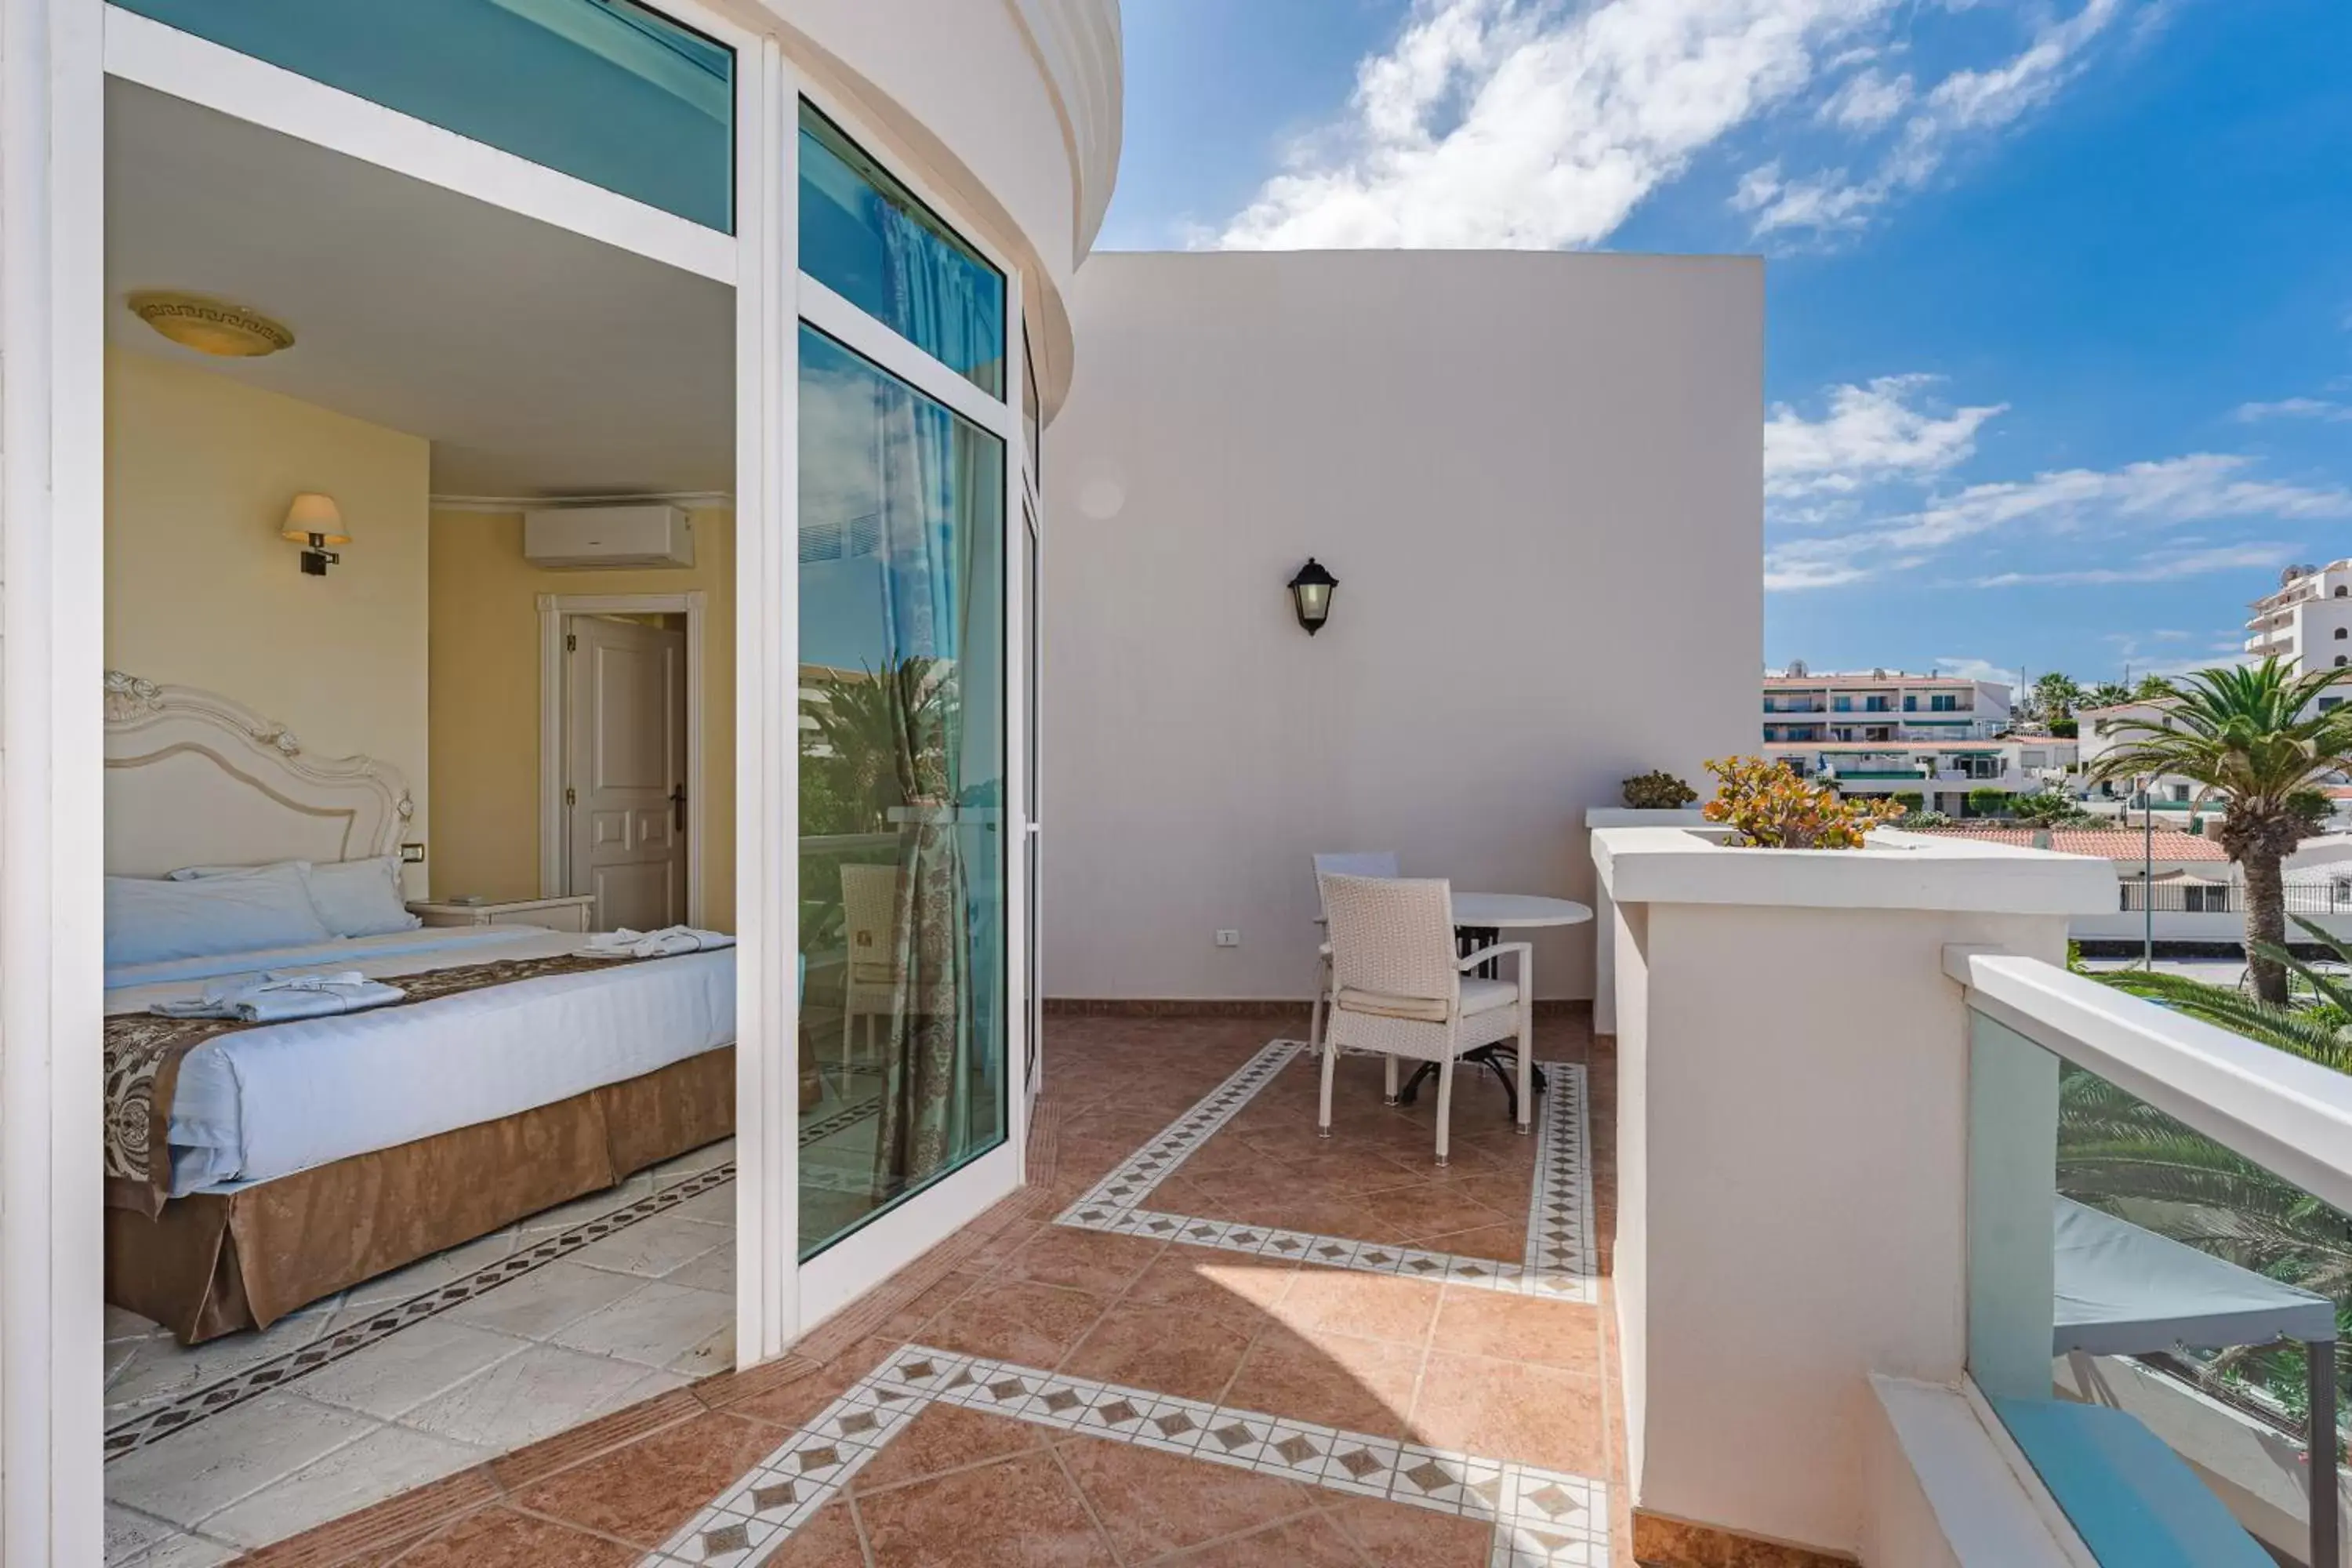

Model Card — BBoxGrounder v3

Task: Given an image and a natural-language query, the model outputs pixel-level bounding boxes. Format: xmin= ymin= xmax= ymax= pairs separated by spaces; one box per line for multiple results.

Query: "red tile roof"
xmin=1903 ymin=826 xmax=2230 ymax=861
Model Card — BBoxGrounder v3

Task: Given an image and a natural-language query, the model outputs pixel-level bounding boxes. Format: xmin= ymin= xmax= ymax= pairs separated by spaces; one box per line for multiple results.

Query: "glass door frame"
xmin=786 ymin=71 xmax=1036 ymax=1331
xmin=12 ymin=0 xmax=808 ymax=1555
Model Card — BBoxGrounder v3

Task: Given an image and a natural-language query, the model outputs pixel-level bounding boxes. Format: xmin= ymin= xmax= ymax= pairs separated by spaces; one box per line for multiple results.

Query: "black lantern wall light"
xmin=1287 ymin=557 xmax=1338 ymax=635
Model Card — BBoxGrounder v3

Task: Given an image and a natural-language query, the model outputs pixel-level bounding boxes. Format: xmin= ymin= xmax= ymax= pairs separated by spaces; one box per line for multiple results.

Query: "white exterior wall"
xmin=2246 ymin=560 xmax=2352 ymax=670
xmin=1042 ymin=250 xmax=1762 ymax=1001
xmin=1597 ymin=827 xmax=2110 ymax=1555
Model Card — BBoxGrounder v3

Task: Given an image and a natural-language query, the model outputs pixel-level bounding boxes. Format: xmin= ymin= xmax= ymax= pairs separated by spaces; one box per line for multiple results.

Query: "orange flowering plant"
xmin=1700 ymin=756 xmax=1905 ymax=849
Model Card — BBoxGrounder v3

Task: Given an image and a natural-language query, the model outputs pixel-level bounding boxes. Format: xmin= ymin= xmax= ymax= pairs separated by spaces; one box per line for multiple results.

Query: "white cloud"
xmin=1817 ymin=67 xmax=1912 ymax=131
xmin=1765 ymin=375 xmax=2005 ymax=497
xmin=1972 ymin=541 xmax=2296 ymax=588
xmin=1933 ymin=656 xmax=2019 ymax=684
xmin=1215 ymin=0 xmax=1896 ymax=250
xmin=2234 ymin=397 xmax=2352 ymax=423
xmin=1741 ymin=0 xmax=2122 ymax=236
xmin=1766 ymin=452 xmax=2352 ymax=592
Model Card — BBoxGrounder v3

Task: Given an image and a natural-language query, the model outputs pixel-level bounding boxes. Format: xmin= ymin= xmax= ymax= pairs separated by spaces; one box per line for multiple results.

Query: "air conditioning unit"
xmin=522 ymin=505 xmax=694 ymax=569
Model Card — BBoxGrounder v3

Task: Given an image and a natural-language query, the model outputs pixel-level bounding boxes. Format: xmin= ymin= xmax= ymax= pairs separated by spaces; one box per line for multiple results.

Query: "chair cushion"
xmin=1334 ymin=986 xmax=1449 ymax=1022
xmin=1334 ymin=978 xmax=1517 ymax=1022
xmin=1461 ymin=977 xmax=1518 ymax=1015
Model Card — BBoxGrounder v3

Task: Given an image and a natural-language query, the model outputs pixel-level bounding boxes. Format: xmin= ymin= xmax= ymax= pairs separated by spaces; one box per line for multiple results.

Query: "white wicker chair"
xmin=1316 ymin=873 xmax=1531 ymax=1165
xmin=1308 ymin=851 xmax=1399 ymax=1054
xmin=838 ymin=862 xmax=905 ymax=1080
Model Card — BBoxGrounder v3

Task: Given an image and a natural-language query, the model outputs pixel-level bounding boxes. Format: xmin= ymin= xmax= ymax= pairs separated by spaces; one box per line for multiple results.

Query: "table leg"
xmin=1397 ymin=1046 xmax=1547 ymax=1115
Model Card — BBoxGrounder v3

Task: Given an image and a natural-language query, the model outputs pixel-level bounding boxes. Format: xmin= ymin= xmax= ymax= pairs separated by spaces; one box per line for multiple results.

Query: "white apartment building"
xmin=2245 ymin=559 xmax=2352 ymax=673
xmin=1760 ymin=665 xmax=2012 ymax=745
xmin=1759 ymin=666 xmax=2069 ymax=811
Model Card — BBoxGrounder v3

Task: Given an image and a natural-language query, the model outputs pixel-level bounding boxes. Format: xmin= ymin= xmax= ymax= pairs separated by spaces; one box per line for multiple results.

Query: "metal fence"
xmin=2118 ymin=881 xmax=2352 ymax=914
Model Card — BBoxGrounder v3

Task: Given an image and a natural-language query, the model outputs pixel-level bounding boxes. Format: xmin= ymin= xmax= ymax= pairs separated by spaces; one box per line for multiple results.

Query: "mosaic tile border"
xmin=1051 ymin=1039 xmax=1596 ymax=1301
xmin=103 ymin=1159 xmax=738 ymax=1460
xmin=797 ymin=1091 xmax=882 ymax=1146
xmin=640 ymin=1343 xmax=1611 ymax=1568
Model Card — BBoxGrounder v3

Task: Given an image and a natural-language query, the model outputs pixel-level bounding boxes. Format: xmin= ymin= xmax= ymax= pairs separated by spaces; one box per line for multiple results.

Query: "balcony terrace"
xmin=190 ymin=826 xmax=2350 ymax=1568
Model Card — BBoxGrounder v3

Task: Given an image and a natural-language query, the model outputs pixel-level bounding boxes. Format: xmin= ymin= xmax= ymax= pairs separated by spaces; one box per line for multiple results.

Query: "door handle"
xmin=670 ymin=784 xmax=687 ymax=831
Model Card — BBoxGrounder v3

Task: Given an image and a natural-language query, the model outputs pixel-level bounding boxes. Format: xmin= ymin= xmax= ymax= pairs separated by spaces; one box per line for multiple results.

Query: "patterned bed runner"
xmin=103 ymin=951 xmax=661 ymax=1217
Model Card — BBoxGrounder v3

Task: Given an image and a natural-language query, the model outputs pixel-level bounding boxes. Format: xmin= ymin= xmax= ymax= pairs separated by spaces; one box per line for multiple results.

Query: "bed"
xmin=101 ymin=672 xmax=735 ymax=1345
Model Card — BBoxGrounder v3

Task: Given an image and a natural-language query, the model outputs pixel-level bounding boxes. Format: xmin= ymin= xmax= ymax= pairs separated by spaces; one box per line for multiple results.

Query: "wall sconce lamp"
xmin=281 ymin=493 xmax=350 ymax=576
xmin=1287 ymin=557 xmax=1338 ymax=635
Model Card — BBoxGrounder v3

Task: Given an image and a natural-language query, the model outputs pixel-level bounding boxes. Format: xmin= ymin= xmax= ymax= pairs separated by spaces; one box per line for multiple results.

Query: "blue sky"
xmin=1098 ymin=0 xmax=2352 ymax=690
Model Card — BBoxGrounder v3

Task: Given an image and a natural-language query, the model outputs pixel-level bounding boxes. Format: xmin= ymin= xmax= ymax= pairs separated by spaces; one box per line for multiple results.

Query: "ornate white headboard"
xmin=103 ymin=670 xmax=414 ymax=877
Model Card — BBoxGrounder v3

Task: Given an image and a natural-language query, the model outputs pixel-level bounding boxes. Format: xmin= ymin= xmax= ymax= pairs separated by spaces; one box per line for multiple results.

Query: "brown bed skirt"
xmin=106 ymin=1047 xmax=736 ymax=1345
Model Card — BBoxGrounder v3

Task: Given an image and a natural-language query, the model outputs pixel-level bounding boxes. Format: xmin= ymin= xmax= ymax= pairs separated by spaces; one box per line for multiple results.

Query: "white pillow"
xmin=105 ymin=862 xmax=335 ymax=968
xmin=303 ymin=856 xmax=423 ymax=938
xmin=169 ymin=855 xmax=420 ymax=938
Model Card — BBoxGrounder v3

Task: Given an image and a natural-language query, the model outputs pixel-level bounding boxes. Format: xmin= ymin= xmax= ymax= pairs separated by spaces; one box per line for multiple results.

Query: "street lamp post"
xmin=2136 ymin=774 xmax=2154 ymax=969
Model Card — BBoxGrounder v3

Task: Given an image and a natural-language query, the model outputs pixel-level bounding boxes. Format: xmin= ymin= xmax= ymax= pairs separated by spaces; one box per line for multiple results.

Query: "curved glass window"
xmin=796 ymin=325 xmax=1007 ymax=1258
xmin=799 ymin=102 xmax=1006 ymax=397
xmin=114 ymin=0 xmax=734 ymax=230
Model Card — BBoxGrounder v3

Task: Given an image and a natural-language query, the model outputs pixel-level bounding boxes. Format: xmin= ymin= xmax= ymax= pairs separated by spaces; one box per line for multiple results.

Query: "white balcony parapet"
xmin=1592 ymin=826 xmax=2113 ymax=1559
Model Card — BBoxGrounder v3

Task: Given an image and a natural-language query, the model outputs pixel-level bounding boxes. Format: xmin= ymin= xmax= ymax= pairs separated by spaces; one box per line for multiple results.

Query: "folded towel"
xmin=581 ymin=926 xmax=738 ymax=959
xmin=151 ymin=970 xmax=408 ymax=1022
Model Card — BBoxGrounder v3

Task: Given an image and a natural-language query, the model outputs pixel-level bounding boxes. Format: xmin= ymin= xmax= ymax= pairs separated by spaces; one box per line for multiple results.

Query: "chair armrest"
xmin=1457 ymin=942 xmax=1531 ymax=971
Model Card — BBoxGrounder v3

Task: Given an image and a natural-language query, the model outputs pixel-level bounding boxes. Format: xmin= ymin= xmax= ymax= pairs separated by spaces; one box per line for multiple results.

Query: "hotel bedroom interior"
xmin=98 ymin=18 xmax=1014 ymax=1552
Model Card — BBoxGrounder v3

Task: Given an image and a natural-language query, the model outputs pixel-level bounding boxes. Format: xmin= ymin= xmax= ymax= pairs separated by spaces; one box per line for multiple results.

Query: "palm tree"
xmin=2086 ymin=659 xmax=2352 ymax=1002
xmin=2031 ymin=670 xmax=2085 ymax=724
xmin=2084 ymin=681 xmax=2132 ymax=710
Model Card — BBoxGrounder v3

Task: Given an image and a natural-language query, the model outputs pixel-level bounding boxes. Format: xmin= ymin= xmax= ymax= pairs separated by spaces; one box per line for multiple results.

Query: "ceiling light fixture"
xmin=129 ymin=292 xmax=295 ymax=358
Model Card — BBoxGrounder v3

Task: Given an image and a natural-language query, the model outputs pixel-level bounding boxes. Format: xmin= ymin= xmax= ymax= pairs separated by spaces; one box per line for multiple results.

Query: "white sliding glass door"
xmin=790 ymin=92 xmax=1025 ymax=1323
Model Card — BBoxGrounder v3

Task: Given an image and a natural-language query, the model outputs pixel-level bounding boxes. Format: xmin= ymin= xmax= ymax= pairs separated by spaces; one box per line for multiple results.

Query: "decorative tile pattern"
xmin=103 ymin=1160 xmax=738 ymax=1461
xmin=1051 ymin=1040 xmax=1595 ymax=1302
xmin=634 ymin=1344 xmax=1611 ymax=1567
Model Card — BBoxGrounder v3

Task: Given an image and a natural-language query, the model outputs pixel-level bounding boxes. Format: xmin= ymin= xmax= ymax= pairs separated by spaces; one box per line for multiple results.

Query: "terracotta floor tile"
xmin=1413 ymin=1221 xmax=1528 ymax=1264
xmin=872 ymin=1269 xmax=984 ymax=1341
xmin=965 ymin=1219 xmax=1051 ymax=1274
xmin=512 ymin=1409 xmax=782 ymax=1547
xmin=1058 ymin=1301 xmax=1258 ymax=1402
xmin=1221 ymin=1326 xmax=1421 ymax=1440
xmin=1409 ymin=1351 xmax=1608 ymax=1475
xmin=1152 ymin=1512 xmax=1366 ymax=1566
xmin=1274 ymin=1267 xmax=1443 ymax=1345
xmin=390 ymin=1505 xmax=636 ymax=1567
xmin=994 ymin=1227 xmax=1165 ymax=1296
xmin=851 ymin=1402 xmax=1047 ymax=1495
xmin=856 ymin=1449 xmax=1116 ymax=1568
xmin=763 ymin=1499 xmax=867 ymax=1566
xmin=920 ymin=1279 xmax=1111 ymax=1366
xmin=1320 ymin=1493 xmax=1495 ymax=1566
xmin=1347 ymin=1185 xmax=1513 ymax=1248
xmin=1123 ymin=1247 xmax=1298 ymax=1331
xmin=1055 ymin=1430 xmax=1318 ymax=1560
xmin=1430 ymin=1290 xmax=1601 ymax=1376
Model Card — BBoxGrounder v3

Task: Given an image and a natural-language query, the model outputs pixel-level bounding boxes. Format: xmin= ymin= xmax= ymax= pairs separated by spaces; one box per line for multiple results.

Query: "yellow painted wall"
xmin=427 ymin=510 xmax=736 ymax=927
xmin=104 ymin=348 xmax=433 ymax=887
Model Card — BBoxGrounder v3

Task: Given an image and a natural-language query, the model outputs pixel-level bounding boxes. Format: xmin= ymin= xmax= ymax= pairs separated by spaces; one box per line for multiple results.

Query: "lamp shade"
xmin=281 ymin=493 xmax=350 ymax=546
xmin=1287 ymin=557 xmax=1338 ymax=635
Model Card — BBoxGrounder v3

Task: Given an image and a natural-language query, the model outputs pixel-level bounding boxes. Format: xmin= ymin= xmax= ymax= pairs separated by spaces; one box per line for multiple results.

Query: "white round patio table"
xmin=1448 ymin=892 xmax=1594 ymax=932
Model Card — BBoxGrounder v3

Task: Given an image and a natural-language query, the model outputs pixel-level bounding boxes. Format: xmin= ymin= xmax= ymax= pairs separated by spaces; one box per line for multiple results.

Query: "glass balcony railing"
xmin=1959 ymin=958 xmax=2347 ymax=1567
xmin=114 ymin=0 xmax=735 ymax=230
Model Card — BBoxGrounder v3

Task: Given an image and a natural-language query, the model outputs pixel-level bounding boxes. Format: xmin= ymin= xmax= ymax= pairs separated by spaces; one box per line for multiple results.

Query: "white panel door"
xmin=566 ymin=615 xmax=687 ymax=930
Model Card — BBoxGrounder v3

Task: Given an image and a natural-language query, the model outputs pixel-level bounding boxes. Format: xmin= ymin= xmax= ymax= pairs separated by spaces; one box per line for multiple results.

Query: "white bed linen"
xmin=106 ymin=928 xmax=735 ymax=1196
xmin=104 ymin=925 xmax=544 ymax=995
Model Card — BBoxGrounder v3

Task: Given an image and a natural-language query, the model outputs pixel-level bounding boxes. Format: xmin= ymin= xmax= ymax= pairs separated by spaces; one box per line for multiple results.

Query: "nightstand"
xmin=408 ymin=895 xmax=597 ymax=934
